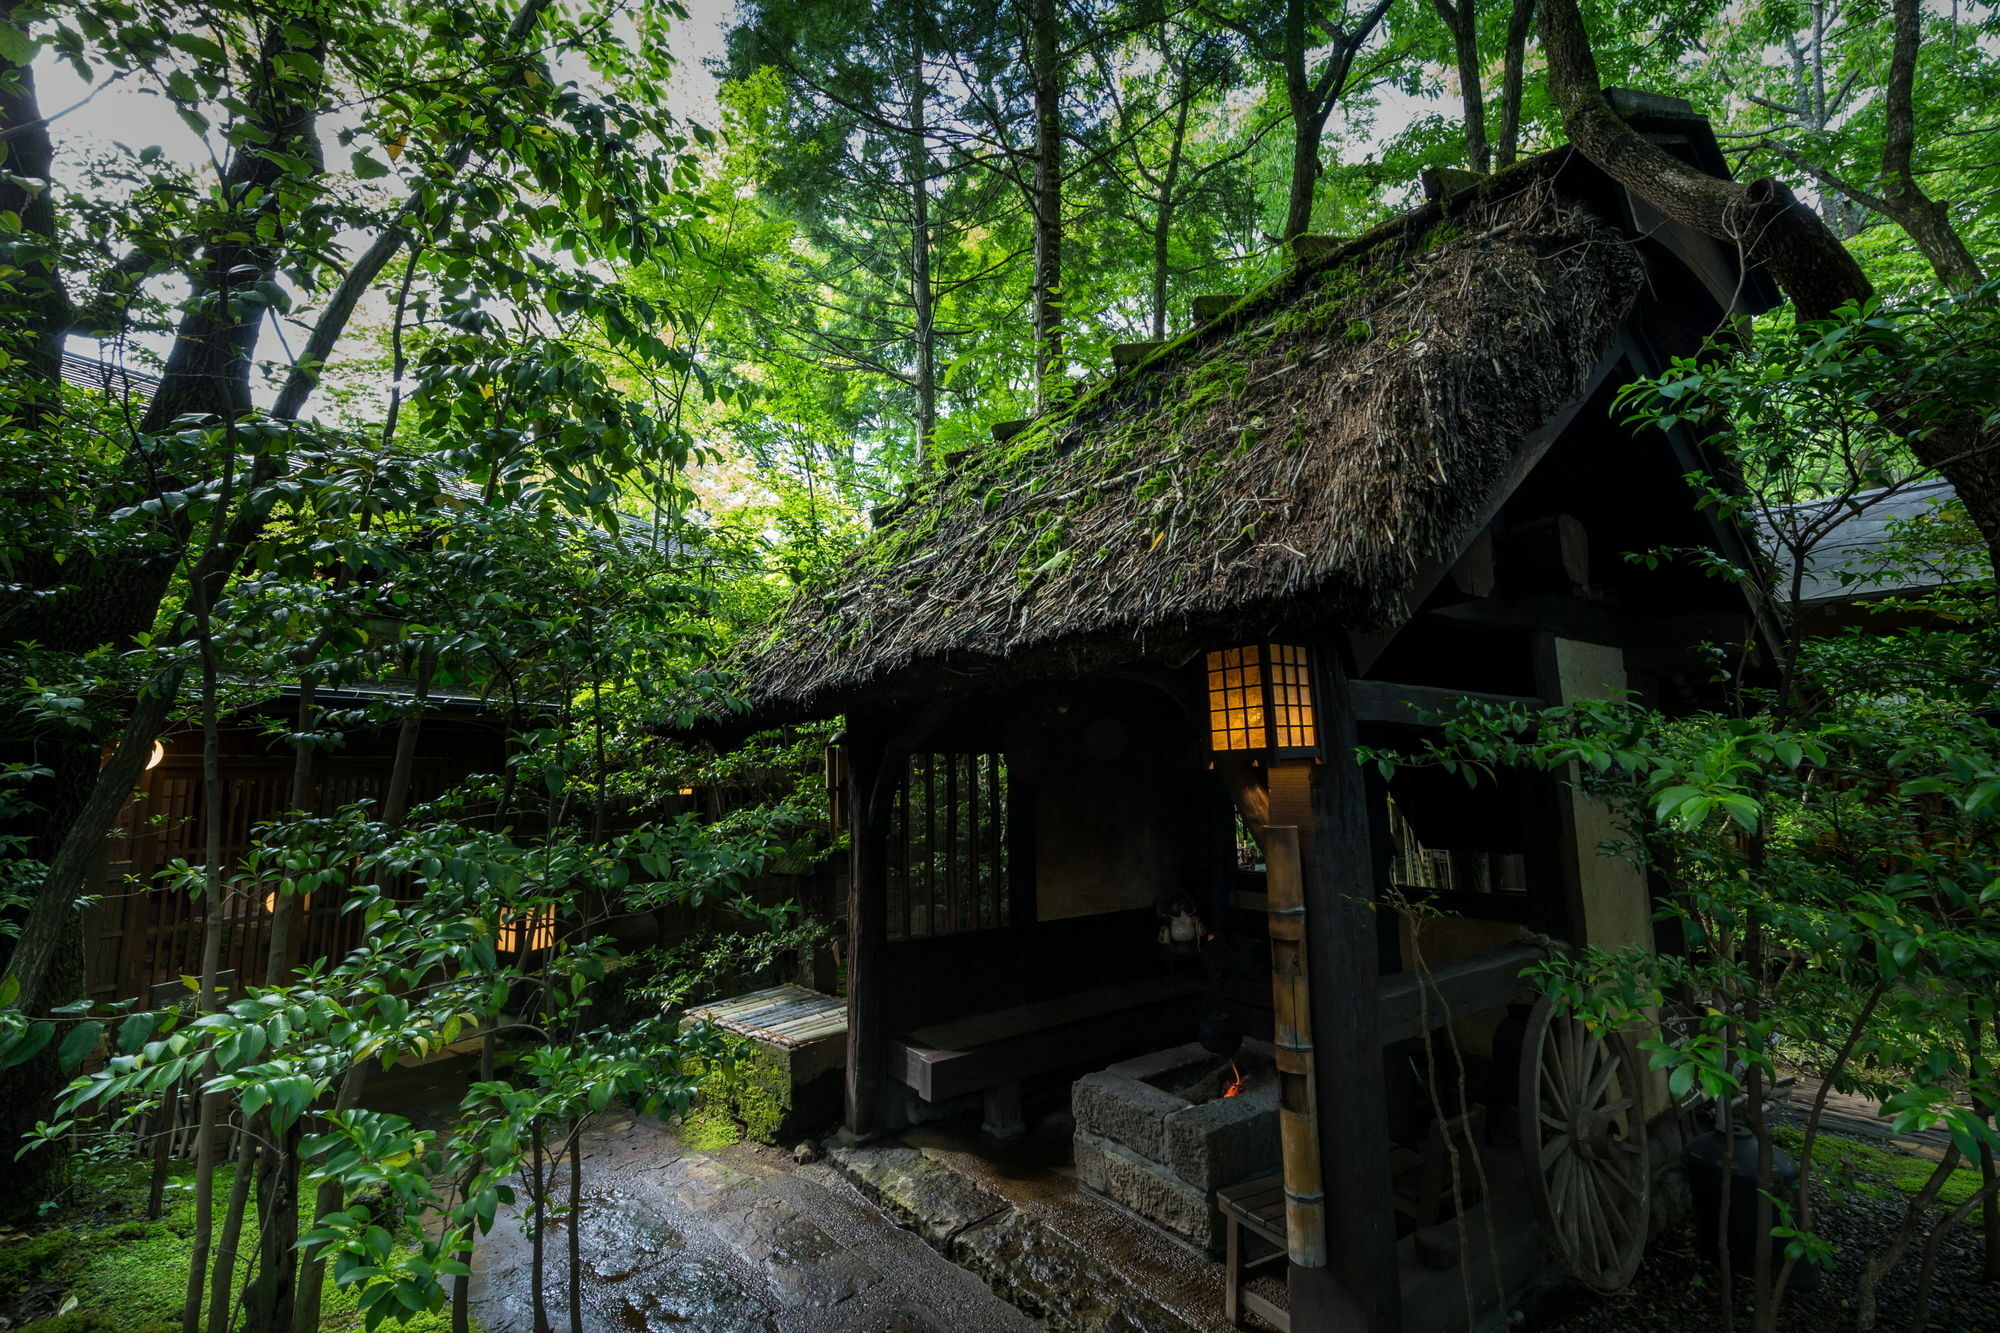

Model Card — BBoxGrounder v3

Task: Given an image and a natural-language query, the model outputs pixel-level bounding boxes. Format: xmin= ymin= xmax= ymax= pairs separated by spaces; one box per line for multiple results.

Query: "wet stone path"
xmin=466 ymin=1118 xmax=1043 ymax=1333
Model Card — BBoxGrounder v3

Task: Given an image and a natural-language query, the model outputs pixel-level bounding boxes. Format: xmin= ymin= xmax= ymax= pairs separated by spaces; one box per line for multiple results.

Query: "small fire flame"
xmin=1222 ymin=1061 xmax=1247 ymax=1099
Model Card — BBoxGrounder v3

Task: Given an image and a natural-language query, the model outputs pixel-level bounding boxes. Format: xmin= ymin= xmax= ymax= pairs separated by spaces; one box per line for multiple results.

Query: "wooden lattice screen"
xmin=886 ymin=752 xmax=1009 ymax=941
xmin=85 ymin=759 xmax=444 ymax=1005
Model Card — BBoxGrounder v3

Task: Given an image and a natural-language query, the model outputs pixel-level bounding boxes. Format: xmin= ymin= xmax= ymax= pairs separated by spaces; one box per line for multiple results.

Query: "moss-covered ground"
xmin=0 ymin=1156 xmax=471 ymax=1333
xmin=1774 ymin=1123 xmax=1991 ymax=1207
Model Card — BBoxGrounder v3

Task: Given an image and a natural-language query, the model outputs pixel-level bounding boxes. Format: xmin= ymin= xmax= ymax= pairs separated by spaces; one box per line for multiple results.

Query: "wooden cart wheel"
xmin=1517 ymin=994 xmax=1650 ymax=1293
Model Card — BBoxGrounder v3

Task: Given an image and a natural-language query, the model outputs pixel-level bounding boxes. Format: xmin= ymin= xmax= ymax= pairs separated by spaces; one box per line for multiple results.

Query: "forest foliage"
xmin=1 ymin=0 xmax=1998 ymax=1330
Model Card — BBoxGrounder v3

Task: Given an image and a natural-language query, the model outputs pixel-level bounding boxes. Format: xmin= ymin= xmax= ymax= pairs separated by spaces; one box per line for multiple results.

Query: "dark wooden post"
xmin=843 ymin=713 xmax=893 ymax=1137
xmin=1288 ymin=648 xmax=1401 ymax=1330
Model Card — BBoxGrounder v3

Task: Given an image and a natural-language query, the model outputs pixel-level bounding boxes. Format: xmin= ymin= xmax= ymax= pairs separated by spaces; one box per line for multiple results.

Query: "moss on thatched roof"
xmin=741 ymin=160 xmax=1647 ymax=719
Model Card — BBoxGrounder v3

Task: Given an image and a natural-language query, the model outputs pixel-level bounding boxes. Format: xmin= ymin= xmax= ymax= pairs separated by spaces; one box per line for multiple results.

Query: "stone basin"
xmin=1071 ymin=1038 xmax=1281 ymax=1254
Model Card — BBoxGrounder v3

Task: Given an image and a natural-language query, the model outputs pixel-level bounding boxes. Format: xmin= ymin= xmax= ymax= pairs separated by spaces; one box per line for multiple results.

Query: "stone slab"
xmin=1093 ymin=1135 xmax=1220 ymax=1254
xmin=1161 ymin=1079 xmax=1281 ymax=1192
xmin=827 ymin=1142 xmax=1008 ymax=1247
xmin=1071 ymin=1069 xmax=1184 ymax=1164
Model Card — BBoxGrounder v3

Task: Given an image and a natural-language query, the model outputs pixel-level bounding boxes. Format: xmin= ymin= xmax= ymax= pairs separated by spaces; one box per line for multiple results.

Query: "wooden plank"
xmin=1376 ymin=942 xmax=1546 ymax=1046
xmin=899 ymin=991 xmax=1204 ymax=1101
xmin=903 ymin=977 xmax=1200 ymax=1051
xmin=1349 ymin=680 xmax=1544 ymax=727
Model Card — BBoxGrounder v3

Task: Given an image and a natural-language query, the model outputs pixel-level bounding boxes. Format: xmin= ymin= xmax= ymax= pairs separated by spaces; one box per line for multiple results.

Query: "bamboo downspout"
xmin=1263 ymin=821 xmax=1327 ymax=1267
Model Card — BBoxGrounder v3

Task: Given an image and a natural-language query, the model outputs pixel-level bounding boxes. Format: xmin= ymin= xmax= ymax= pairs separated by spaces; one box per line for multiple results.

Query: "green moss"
xmin=14 ymin=1163 xmax=476 ymax=1333
xmin=1774 ymin=1126 xmax=1989 ymax=1207
xmin=681 ymin=1043 xmax=792 ymax=1149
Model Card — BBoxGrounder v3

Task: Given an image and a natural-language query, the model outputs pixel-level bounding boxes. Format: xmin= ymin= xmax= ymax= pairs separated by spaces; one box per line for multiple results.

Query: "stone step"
xmin=825 ymin=1140 xmax=1218 ymax=1333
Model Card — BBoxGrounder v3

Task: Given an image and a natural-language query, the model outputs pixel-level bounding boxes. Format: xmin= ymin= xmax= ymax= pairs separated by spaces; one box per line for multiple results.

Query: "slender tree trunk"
xmin=1280 ymin=0 xmax=1322 ymax=249
xmin=382 ymin=646 xmax=438 ymax=829
xmin=566 ymin=1125 xmax=584 ymax=1333
xmin=1432 ymin=0 xmax=1489 ymax=171
xmin=242 ymin=1115 xmax=302 ymax=1333
xmin=1971 ymin=1016 xmax=2000 ymax=1282
xmin=906 ymin=3 xmax=936 ymax=461
xmin=208 ymin=1129 xmax=258 ymax=1333
xmin=1149 ymin=96 xmax=1191 ymax=340
xmin=291 ymin=1065 xmax=369 ymax=1333
xmin=1910 ymin=1177 xmax=2000 ymax=1333
xmin=183 ymin=485 xmax=236 ymax=1333
xmin=1497 ymin=0 xmax=1535 ymax=167
xmin=1857 ymin=1145 xmax=1965 ymax=1330
xmin=529 ymin=1122 xmax=551 ymax=1333
xmin=1881 ymin=0 xmax=1986 ymax=291
xmin=1028 ymin=0 xmax=1064 ymax=407
xmin=262 ymin=674 xmax=319 ymax=986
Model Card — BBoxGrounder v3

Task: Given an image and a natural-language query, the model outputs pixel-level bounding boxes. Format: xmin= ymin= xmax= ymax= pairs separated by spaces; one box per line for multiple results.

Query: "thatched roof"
xmin=739 ymin=156 xmax=1648 ymax=721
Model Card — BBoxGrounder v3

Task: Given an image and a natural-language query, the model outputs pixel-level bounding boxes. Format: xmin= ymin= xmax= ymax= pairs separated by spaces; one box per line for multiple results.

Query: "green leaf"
xmin=118 ymin=1012 xmax=157 ymax=1054
xmin=58 ymin=1021 xmax=104 ymax=1073
xmin=0 ymin=1022 xmax=55 ymax=1068
xmin=0 ymin=21 xmax=39 ymax=64
xmin=351 ymin=151 xmax=391 ymax=180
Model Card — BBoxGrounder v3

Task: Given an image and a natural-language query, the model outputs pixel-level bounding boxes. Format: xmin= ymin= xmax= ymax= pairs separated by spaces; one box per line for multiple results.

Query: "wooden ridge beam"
xmin=1349 ymin=679 xmax=1544 ymax=726
xmin=1376 ymin=942 xmax=1547 ymax=1046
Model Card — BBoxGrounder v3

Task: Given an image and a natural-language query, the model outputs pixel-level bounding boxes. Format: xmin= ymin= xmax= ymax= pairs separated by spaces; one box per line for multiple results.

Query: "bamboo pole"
xmin=1263 ymin=823 xmax=1327 ymax=1266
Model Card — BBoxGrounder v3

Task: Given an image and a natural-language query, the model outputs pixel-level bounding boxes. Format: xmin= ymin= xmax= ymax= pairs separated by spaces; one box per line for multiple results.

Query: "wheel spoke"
xmin=1582 ymin=1046 xmax=1622 ymax=1107
xmin=1540 ymin=1131 xmax=1570 ymax=1170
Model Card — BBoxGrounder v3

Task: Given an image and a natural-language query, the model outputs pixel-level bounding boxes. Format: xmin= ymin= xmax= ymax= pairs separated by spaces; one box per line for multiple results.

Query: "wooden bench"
xmin=1218 ymin=1174 xmax=1289 ymax=1331
xmin=893 ymin=977 xmax=1204 ymax=1139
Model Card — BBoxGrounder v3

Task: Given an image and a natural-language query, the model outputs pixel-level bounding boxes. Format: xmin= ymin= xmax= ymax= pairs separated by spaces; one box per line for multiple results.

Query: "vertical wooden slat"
xmin=898 ymin=756 xmax=913 ymax=939
xmin=988 ymin=754 xmax=1004 ymax=930
xmin=943 ymin=752 xmax=959 ymax=934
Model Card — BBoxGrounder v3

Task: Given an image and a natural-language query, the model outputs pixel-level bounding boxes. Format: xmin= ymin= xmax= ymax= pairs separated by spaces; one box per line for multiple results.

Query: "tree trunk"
xmin=1280 ymin=0 xmax=1320 ymax=246
xmin=207 ymin=1129 xmax=258 ymax=1333
xmin=241 ymin=1116 xmax=302 ymax=1333
xmin=1432 ymin=0 xmax=1489 ymax=171
xmin=1497 ymin=0 xmax=1536 ymax=167
xmin=1856 ymin=1145 xmax=1964 ymax=1330
xmin=1536 ymin=0 xmax=2000 ymax=571
xmin=1028 ymin=0 xmax=1064 ymax=407
xmin=529 ymin=1122 xmax=551 ymax=1333
xmin=0 ymin=0 xmax=70 ymax=434
xmin=906 ymin=3 xmax=935 ymax=462
xmin=1880 ymin=0 xmax=1986 ymax=291
xmin=566 ymin=1126 xmax=584 ymax=1333
xmin=183 ymin=520 xmax=234 ymax=1333
xmin=1149 ymin=94 xmax=1191 ymax=340
xmin=263 ymin=674 xmax=320 ymax=986
xmin=291 ymin=1064 xmax=369 ymax=1333
xmin=382 ymin=646 xmax=438 ymax=829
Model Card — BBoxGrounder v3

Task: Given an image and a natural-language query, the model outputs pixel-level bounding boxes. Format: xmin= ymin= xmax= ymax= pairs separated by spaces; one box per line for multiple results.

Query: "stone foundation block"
xmin=1072 ymin=1131 xmax=1110 ymax=1193
xmin=1094 ymin=1136 xmax=1220 ymax=1253
xmin=1161 ymin=1081 xmax=1281 ymax=1192
xmin=1071 ymin=1070 xmax=1182 ymax=1164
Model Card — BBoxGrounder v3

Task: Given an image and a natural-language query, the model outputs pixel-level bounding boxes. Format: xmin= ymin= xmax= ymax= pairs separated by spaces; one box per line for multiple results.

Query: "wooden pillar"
xmin=1288 ymin=649 xmax=1401 ymax=1332
xmin=843 ymin=713 xmax=893 ymax=1137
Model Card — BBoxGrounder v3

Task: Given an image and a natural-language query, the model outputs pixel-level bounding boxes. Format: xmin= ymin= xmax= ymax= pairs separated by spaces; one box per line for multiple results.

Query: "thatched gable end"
xmin=744 ymin=178 xmax=1647 ymax=718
